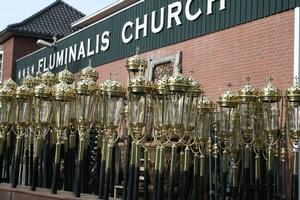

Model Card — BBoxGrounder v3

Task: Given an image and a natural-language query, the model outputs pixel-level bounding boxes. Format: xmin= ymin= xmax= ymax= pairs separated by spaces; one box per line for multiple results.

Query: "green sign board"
xmin=16 ymin=0 xmax=297 ymax=80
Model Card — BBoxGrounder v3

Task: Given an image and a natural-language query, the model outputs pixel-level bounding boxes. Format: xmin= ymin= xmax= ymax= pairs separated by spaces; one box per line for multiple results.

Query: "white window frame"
xmin=147 ymin=51 xmax=182 ymax=81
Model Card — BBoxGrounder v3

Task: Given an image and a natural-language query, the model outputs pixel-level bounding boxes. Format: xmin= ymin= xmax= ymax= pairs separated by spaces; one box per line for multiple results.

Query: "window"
xmin=0 ymin=50 xmax=3 ymax=83
xmin=147 ymin=51 xmax=182 ymax=82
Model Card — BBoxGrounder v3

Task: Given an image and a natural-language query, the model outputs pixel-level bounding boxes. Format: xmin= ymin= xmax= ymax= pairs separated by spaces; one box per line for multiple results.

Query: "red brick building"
xmin=15 ymin=0 xmax=300 ymax=102
xmin=0 ymin=0 xmax=84 ymax=82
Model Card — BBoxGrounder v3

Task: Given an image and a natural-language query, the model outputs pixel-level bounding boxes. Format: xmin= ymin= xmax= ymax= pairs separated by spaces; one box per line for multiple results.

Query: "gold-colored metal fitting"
xmin=260 ymin=77 xmax=281 ymax=102
xmin=199 ymin=95 xmax=214 ymax=112
xmin=286 ymin=77 xmax=300 ymax=102
xmin=80 ymin=60 xmax=99 ymax=81
xmin=188 ymin=73 xmax=203 ymax=97
xmin=41 ymin=71 xmax=57 ymax=85
xmin=34 ymin=83 xmax=52 ymax=98
xmin=129 ymin=68 xmax=152 ymax=94
xmin=0 ymin=84 xmax=14 ymax=100
xmin=125 ymin=47 xmax=148 ymax=73
xmin=238 ymin=77 xmax=258 ymax=102
xmin=22 ymin=74 xmax=37 ymax=88
xmin=155 ymin=74 xmax=169 ymax=95
xmin=76 ymin=78 xmax=98 ymax=95
xmin=103 ymin=78 xmax=126 ymax=97
xmin=167 ymin=69 xmax=190 ymax=92
xmin=16 ymin=84 xmax=33 ymax=100
xmin=3 ymin=78 xmax=17 ymax=91
xmin=58 ymin=66 xmax=74 ymax=84
xmin=217 ymin=83 xmax=238 ymax=107
xmin=53 ymin=81 xmax=75 ymax=101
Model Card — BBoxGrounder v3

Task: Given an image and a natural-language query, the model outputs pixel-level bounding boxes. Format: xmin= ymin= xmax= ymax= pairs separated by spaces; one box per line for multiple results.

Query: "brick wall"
xmin=1 ymin=36 xmax=40 ymax=81
xmin=94 ymin=9 xmax=294 ymax=102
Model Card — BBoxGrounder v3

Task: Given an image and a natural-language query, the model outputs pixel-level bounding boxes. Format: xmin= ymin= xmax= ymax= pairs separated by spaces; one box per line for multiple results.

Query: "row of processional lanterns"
xmin=0 ymin=48 xmax=298 ymax=200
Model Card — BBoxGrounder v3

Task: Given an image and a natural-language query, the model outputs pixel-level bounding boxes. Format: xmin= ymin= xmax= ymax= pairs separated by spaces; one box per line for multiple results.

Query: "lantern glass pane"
xmin=240 ymin=102 xmax=255 ymax=131
xmin=76 ymin=94 xmax=96 ymax=123
xmin=219 ymin=107 xmax=235 ymax=137
xmin=197 ymin=112 xmax=210 ymax=140
xmin=153 ymin=94 xmax=167 ymax=129
xmin=263 ymin=102 xmax=279 ymax=132
xmin=106 ymin=96 xmax=124 ymax=127
xmin=16 ymin=100 xmax=31 ymax=124
xmin=0 ymin=100 xmax=11 ymax=123
xmin=186 ymin=96 xmax=199 ymax=130
xmin=95 ymin=95 xmax=105 ymax=124
xmin=129 ymin=94 xmax=147 ymax=125
xmin=289 ymin=102 xmax=300 ymax=133
xmin=53 ymin=100 xmax=71 ymax=129
xmin=167 ymin=92 xmax=186 ymax=127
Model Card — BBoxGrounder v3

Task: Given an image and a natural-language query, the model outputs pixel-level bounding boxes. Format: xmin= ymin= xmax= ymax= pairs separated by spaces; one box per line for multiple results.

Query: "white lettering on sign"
xmin=19 ymin=0 xmax=227 ymax=79
xmin=121 ymin=0 xmax=226 ymax=43
xmin=122 ymin=21 xmax=134 ymax=44
xmin=185 ymin=0 xmax=202 ymax=21
xmin=151 ymin=8 xmax=165 ymax=34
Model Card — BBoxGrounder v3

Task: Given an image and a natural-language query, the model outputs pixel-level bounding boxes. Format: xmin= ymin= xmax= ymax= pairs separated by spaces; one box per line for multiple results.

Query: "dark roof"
xmin=0 ymin=0 xmax=85 ymax=42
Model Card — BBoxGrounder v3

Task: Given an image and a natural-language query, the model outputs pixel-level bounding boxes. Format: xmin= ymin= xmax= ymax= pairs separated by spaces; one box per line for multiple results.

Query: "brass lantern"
xmin=125 ymin=47 xmax=148 ymax=80
xmin=217 ymin=83 xmax=238 ymax=142
xmin=153 ymin=74 xmax=169 ymax=142
xmin=238 ymin=78 xmax=258 ymax=143
xmin=31 ymin=73 xmax=53 ymax=191
xmin=260 ymin=77 xmax=281 ymax=141
xmin=103 ymin=76 xmax=126 ymax=136
xmin=166 ymin=69 xmax=190 ymax=141
xmin=196 ymin=95 xmax=214 ymax=150
xmin=73 ymin=64 xmax=98 ymax=197
xmin=128 ymin=68 xmax=152 ymax=141
xmin=186 ymin=74 xmax=203 ymax=136
xmin=0 ymin=84 xmax=14 ymax=183
xmin=12 ymin=81 xmax=33 ymax=188
xmin=51 ymin=78 xmax=75 ymax=194
xmin=286 ymin=79 xmax=300 ymax=199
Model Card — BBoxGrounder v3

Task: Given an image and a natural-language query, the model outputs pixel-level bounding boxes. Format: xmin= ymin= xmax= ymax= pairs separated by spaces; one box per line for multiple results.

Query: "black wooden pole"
xmin=179 ymin=151 xmax=184 ymax=200
xmin=157 ymin=146 xmax=164 ymax=200
xmin=153 ymin=146 xmax=160 ymax=200
xmin=122 ymin=135 xmax=132 ymax=200
xmin=51 ymin=136 xmax=62 ymax=194
xmin=143 ymin=148 xmax=149 ymax=200
xmin=73 ymin=139 xmax=85 ymax=197
xmin=254 ymin=153 xmax=261 ymax=200
xmin=12 ymin=136 xmax=22 ymax=188
xmin=193 ymin=154 xmax=200 ymax=200
xmin=168 ymin=144 xmax=177 ymax=200
xmin=99 ymin=139 xmax=107 ymax=199
xmin=31 ymin=137 xmax=42 ymax=191
xmin=0 ymin=137 xmax=5 ymax=183
xmin=199 ymin=154 xmax=205 ymax=200
xmin=127 ymin=141 xmax=136 ymax=200
xmin=133 ymin=142 xmax=141 ymax=200
xmin=103 ymin=143 xmax=113 ymax=200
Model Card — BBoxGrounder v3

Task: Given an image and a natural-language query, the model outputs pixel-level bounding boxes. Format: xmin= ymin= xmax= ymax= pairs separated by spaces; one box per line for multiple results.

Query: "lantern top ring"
xmin=238 ymin=82 xmax=258 ymax=102
xmin=54 ymin=81 xmax=76 ymax=101
xmin=260 ymin=79 xmax=281 ymax=102
xmin=16 ymin=84 xmax=33 ymax=100
xmin=35 ymin=83 xmax=52 ymax=98
xmin=217 ymin=89 xmax=238 ymax=108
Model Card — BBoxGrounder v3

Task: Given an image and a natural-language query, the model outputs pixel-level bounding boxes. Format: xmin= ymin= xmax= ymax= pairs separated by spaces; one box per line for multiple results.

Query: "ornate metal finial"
xmin=227 ymin=82 xmax=233 ymax=89
xmin=136 ymin=47 xmax=140 ymax=55
xmin=114 ymin=73 xmax=119 ymax=81
xmin=246 ymin=76 xmax=251 ymax=84
xmin=267 ymin=76 xmax=274 ymax=83
xmin=189 ymin=70 xmax=195 ymax=77
xmin=294 ymin=75 xmax=299 ymax=85
xmin=260 ymin=77 xmax=281 ymax=102
xmin=286 ymin=75 xmax=300 ymax=102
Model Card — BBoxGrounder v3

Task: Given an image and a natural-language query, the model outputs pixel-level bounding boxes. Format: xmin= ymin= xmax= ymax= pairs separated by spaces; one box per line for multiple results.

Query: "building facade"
xmin=0 ymin=0 xmax=84 ymax=83
xmin=15 ymin=0 xmax=300 ymax=101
